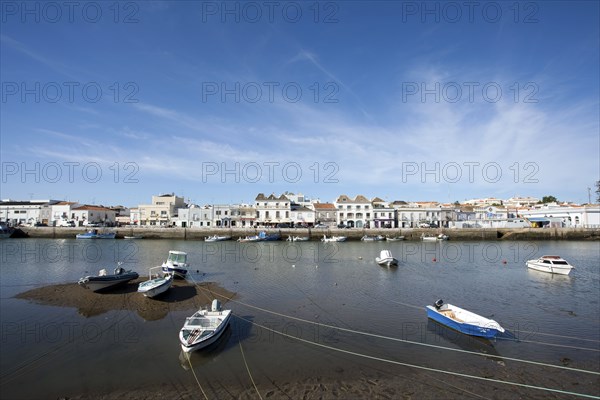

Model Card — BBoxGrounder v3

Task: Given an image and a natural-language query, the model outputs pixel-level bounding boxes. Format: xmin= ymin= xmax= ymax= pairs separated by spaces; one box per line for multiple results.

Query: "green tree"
xmin=541 ymin=195 xmax=558 ymax=204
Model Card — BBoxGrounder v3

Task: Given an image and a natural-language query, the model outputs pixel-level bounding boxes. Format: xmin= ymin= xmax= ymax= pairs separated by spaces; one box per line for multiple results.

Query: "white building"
xmin=519 ymin=204 xmax=600 ymax=228
xmin=392 ymin=202 xmax=455 ymax=228
xmin=0 ymin=199 xmax=60 ymax=226
xmin=335 ymin=194 xmax=372 ymax=228
xmin=371 ymin=197 xmax=397 ymax=228
xmin=49 ymin=201 xmax=80 ymax=225
xmin=230 ymin=204 xmax=256 ymax=228
xmin=504 ymin=196 xmax=540 ymax=208
xmin=312 ymin=203 xmax=337 ymax=226
xmin=290 ymin=206 xmax=315 ymax=227
xmin=255 ymin=193 xmax=291 ymax=226
xmin=71 ymin=205 xmax=117 ymax=226
xmin=138 ymin=193 xmax=185 ymax=226
xmin=176 ymin=205 xmax=213 ymax=228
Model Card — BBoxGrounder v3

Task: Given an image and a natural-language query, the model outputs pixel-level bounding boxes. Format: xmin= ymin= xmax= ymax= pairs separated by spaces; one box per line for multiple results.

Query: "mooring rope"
xmin=184 ymin=352 xmax=209 ymax=400
xmin=238 ymin=336 xmax=263 ymax=400
xmin=185 ymin=276 xmax=599 ymax=376
xmin=233 ymin=314 xmax=600 ymax=400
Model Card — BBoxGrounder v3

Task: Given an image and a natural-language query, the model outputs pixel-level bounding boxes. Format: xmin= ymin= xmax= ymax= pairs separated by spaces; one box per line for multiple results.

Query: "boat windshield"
xmin=168 ymin=253 xmax=187 ymax=264
xmin=553 ymin=261 xmax=569 ymax=265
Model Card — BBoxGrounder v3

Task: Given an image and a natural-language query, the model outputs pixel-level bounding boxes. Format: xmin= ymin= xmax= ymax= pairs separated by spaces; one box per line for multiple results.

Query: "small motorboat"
xmin=161 ymin=250 xmax=189 ymax=278
xmin=78 ymin=263 xmax=139 ymax=292
xmin=421 ymin=233 xmax=437 ymax=242
xmin=124 ymin=235 xmax=143 ymax=239
xmin=361 ymin=235 xmax=385 ymax=241
xmin=179 ymin=299 xmax=232 ymax=353
xmin=385 ymin=236 xmax=405 ymax=241
xmin=426 ymin=300 xmax=505 ymax=338
xmin=137 ymin=267 xmax=173 ymax=298
xmin=238 ymin=235 xmax=262 ymax=242
xmin=205 ymin=235 xmax=231 ymax=242
xmin=322 ymin=235 xmax=347 ymax=242
xmin=260 ymin=231 xmax=281 ymax=241
xmin=437 ymin=234 xmax=449 ymax=241
xmin=526 ymin=255 xmax=574 ymax=275
xmin=375 ymin=250 xmax=398 ymax=267
xmin=287 ymin=236 xmax=309 ymax=242
xmin=76 ymin=229 xmax=116 ymax=239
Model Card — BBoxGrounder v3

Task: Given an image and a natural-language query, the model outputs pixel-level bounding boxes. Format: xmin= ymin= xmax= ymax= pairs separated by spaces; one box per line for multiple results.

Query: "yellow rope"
xmin=238 ymin=337 xmax=263 ymax=400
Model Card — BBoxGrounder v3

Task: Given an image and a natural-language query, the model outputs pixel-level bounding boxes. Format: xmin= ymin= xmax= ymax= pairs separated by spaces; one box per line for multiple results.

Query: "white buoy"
xmin=292 ymin=265 xmax=295 ymax=268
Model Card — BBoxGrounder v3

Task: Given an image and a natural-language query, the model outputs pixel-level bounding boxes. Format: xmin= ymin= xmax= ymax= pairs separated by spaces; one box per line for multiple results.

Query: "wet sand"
xmin=15 ymin=279 xmax=236 ymax=321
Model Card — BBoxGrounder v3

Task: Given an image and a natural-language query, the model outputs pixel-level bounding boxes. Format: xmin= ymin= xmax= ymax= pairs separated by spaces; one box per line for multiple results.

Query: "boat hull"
xmin=162 ymin=266 xmax=187 ymax=278
xmin=79 ymin=273 xmax=139 ymax=292
xmin=180 ymin=311 xmax=232 ymax=353
xmin=526 ymin=261 xmax=572 ymax=275
xmin=138 ymin=276 xmax=172 ymax=298
xmin=376 ymin=257 xmax=398 ymax=267
xmin=426 ymin=306 xmax=502 ymax=338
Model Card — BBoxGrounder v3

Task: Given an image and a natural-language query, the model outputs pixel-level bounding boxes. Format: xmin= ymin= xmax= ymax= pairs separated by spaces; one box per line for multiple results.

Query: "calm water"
xmin=1 ymin=238 xmax=599 ymax=398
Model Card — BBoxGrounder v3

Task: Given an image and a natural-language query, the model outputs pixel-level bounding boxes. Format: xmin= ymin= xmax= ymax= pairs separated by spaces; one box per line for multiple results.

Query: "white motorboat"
xmin=437 ymin=234 xmax=449 ymax=241
xmin=161 ymin=250 xmax=189 ymax=278
xmin=137 ymin=266 xmax=173 ymax=298
xmin=238 ymin=235 xmax=262 ymax=242
xmin=124 ymin=235 xmax=143 ymax=239
xmin=287 ymin=235 xmax=309 ymax=242
xmin=426 ymin=299 xmax=505 ymax=338
xmin=421 ymin=234 xmax=437 ymax=242
xmin=526 ymin=255 xmax=574 ymax=275
xmin=361 ymin=235 xmax=384 ymax=241
xmin=179 ymin=299 xmax=232 ymax=353
xmin=205 ymin=235 xmax=231 ymax=242
xmin=375 ymin=250 xmax=398 ymax=267
xmin=322 ymin=235 xmax=347 ymax=242
xmin=78 ymin=263 xmax=139 ymax=292
xmin=385 ymin=236 xmax=405 ymax=241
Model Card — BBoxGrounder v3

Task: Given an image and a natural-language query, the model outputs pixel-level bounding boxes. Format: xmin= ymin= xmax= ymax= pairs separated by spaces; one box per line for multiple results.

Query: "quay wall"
xmin=12 ymin=227 xmax=600 ymax=241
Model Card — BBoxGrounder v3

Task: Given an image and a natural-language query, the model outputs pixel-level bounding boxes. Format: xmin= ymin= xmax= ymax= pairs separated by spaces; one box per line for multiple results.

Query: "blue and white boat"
xmin=259 ymin=231 xmax=280 ymax=241
xmin=161 ymin=250 xmax=189 ymax=279
xmin=76 ymin=229 xmax=116 ymax=239
xmin=426 ymin=300 xmax=505 ymax=338
xmin=137 ymin=266 xmax=173 ymax=298
xmin=179 ymin=299 xmax=232 ymax=353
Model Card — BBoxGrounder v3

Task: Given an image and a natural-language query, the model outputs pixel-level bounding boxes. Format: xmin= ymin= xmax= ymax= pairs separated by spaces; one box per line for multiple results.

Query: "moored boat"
xmin=205 ymin=235 xmax=231 ymax=242
xmin=361 ymin=235 xmax=385 ymax=241
xmin=437 ymin=234 xmax=449 ymax=241
xmin=426 ymin=300 xmax=505 ymax=338
xmin=137 ymin=267 xmax=173 ymax=298
xmin=179 ymin=299 xmax=232 ymax=353
xmin=287 ymin=235 xmax=309 ymax=242
xmin=76 ymin=229 xmax=116 ymax=239
xmin=421 ymin=233 xmax=437 ymax=242
xmin=238 ymin=235 xmax=262 ymax=242
xmin=124 ymin=235 xmax=143 ymax=239
xmin=385 ymin=236 xmax=404 ymax=241
xmin=78 ymin=263 xmax=139 ymax=292
xmin=526 ymin=255 xmax=574 ymax=275
xmin=322 ymin=235 xmax=347 ymax=242
xmin=375 ymin=250 xmax=398 ymax=267
xmin=161 ymin=250 xmax=189 ymax=278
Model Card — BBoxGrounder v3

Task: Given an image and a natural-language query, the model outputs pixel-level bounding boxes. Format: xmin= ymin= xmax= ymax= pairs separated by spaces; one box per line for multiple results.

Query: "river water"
xmin=1 ymin=239 xmax=598 ymax=398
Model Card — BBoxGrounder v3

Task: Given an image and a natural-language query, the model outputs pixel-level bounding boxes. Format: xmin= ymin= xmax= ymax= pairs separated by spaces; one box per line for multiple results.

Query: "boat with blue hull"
xmin=161 ymin=250 xmax=189 ymax=278
xmin=426 ymin=300 xmax=505 ymax=339
xmin=76 ymin=229 xmax=116 ymax=239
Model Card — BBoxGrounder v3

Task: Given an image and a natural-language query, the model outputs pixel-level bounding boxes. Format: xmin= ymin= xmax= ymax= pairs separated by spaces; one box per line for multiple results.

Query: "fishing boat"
xmin=385 ymin=236 xmax=405 ymax=241
xmin=287 ymin=235 xmax=309 ymax=242
xmin=137 ymin=266 xmax=173 ymax=298
xmin=205 ymin=235 xmax=231 ymax=242
xmin=161 ymin=250 xmax=189 ymax=278
xmin=526 ymin=255 xmax=574 ymax=275
xmin=78 ymin=263 xmax=139 ymax=292
xmin=179 ymin=299 xmax=232 ymax=353
xmin=426 ymin=300 xmax=505 ymax=338
xmin=361 ymin=235 xmax=385 ymax=241
xmin=76 ymin=229 xmax=116 ymax=239
xmin=322 ymin=235 xmax=347 ymax=242
xmin=375 ymin=250 xmax=398 ymax=267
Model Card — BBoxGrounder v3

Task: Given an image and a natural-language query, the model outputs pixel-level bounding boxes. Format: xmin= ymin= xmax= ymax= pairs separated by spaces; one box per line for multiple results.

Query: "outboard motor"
xmin=434 ymin=299 xmax=444 ymax=309
xmin=211 ymin=299 xmax=221 ymax=312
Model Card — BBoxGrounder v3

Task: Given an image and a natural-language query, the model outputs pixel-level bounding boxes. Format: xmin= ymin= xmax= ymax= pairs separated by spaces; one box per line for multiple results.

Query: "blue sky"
xmin=1 ymin=1 xmax=598 ymax=207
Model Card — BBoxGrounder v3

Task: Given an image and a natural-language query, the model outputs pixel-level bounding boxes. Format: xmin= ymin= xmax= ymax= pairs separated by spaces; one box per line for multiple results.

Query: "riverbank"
xmin=13 ymin=226 xmax=600 ymax=240
xmin=16 ymin=279 xmax=236 ymax=321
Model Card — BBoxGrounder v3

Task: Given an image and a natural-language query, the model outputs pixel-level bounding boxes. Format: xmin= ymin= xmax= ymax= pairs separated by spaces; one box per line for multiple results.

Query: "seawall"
xmin=12 ymin=227 xmax=600 ymax=241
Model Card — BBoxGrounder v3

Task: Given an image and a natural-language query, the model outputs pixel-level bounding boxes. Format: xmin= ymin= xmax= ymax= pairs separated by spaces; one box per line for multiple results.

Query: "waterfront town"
xmin=1 ymin=192 xmax=599 ymax=230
